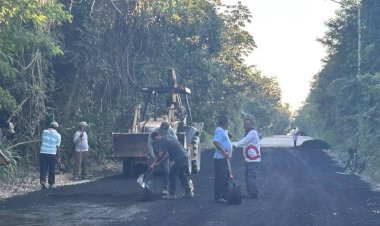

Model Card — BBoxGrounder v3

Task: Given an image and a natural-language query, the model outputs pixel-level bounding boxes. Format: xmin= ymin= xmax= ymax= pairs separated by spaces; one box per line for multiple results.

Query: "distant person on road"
xmin=73 ymin=121 xmax=90 ymax=180
xmin=0 ymin=121 xmax=15 ymax=165
xmin=232 ymin=118 xmax=261 ymax=199
xmin=147 ymin=121 xmax=177 ymax=195
xmin=212 ymin=115 xmax=233 ymax=203
xmin=40 ymin=121 xmax=61 ymax=189
xmin=343 ymin=145 xmax=358 ymax=171
xmin=150 ymin=131 xmax=194 ymax=199
xmin=292 ymin=127 xmax=300 ymax=148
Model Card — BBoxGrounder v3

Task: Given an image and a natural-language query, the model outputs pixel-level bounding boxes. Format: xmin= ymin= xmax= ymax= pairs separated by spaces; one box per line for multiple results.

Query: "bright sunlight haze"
xmin=223 ymin=0 xmax=339 ymax=111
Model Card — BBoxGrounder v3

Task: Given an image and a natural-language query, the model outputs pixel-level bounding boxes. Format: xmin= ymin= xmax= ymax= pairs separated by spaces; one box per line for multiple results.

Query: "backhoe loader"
xmin=112 ymin=68 xmax=203 ymax=176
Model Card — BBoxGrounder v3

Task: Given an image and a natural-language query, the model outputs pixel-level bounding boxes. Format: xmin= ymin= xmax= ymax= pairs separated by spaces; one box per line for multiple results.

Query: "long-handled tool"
xmin=137 ymin=166 xmax=155 ymax=201
xmin=56 ymin=158 xmax=70 ymax=173
xmin=226 ymin=158 xmax=242 ymax=205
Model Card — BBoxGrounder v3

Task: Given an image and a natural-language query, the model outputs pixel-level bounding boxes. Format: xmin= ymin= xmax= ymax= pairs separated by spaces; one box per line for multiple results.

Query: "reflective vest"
xmin=243 ymin=144 xmax=261 ymax=162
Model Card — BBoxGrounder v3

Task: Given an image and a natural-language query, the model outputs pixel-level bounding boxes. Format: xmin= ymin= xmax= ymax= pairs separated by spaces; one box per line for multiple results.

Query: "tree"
xmin=0 ymin=0 xmax=71 ymax=177
xmin=297 ymin=0 xmax=380 ymax=180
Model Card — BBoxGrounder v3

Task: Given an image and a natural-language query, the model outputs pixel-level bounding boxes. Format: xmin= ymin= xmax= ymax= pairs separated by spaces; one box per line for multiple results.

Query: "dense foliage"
xmin=296 ymin=0 xmax=380 ymax=180
xmin=0 ymin=0 xmax=290 ymax=177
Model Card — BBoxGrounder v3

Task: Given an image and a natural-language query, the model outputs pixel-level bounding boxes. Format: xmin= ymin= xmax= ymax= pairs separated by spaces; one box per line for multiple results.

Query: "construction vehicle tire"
xmin=191 ymin=135 xmax=201 ymax=174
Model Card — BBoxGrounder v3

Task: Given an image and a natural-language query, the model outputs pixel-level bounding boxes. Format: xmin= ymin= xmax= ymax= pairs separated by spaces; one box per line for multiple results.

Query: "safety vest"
xmin=243 ymin=144 xmax=261 ymax=162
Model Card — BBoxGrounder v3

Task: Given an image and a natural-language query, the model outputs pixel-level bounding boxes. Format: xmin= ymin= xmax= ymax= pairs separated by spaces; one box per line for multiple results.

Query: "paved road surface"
xmin=0 ymin=136 xmax=379 ymax=226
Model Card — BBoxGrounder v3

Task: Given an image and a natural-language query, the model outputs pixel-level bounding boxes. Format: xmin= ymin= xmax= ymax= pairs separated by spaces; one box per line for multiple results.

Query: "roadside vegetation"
xmin=0 ymin=0 xmax=290 ymax=180
xmin=296 ymin=0 xmax=380 ymax=181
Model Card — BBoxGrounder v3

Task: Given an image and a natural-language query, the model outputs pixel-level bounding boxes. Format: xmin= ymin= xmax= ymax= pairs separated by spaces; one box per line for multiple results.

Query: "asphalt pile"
xmin=298 ymin=139 xmax=330 ymax=150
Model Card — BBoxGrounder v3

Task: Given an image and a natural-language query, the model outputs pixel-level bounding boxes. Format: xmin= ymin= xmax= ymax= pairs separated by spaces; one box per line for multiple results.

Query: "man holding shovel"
xmin=212 ymin=115 xmax=233 ymax=203
xmin=150 ymin=131 xmax=194 ymax=200
xmin=147 ymin=121 xmax=177 ymax=195
xmin=233 ymin=118 xmax=261 ymax=199
xmin=73 ymin=121 xmax=90 ymax=180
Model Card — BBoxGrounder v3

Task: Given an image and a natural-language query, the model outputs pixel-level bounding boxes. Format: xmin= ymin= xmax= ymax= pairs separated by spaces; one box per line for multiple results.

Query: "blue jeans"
xmin=245 ymin=161 xmax=260 ymax=196
xmin=40 ymin=153 xmax=56 ymax=185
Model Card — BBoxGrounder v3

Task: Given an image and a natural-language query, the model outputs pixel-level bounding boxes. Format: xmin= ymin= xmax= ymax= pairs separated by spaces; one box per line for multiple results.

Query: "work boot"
xmin=81 ymin=175 xmax=91 ymax=180
xmin=161 ymin=189 xmax=169 ymax=195
xmin=182 ymin=191 xmax=194 ymax=199
xmin=182 ymin=193 xmax=194 ymax=199
xmin=215 ymin=197 xmax=227 ymax=203
xmin=162 ymin=194 xmax=176 ymax=200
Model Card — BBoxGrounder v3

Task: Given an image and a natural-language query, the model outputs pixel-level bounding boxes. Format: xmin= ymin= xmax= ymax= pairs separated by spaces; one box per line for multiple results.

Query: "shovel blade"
xmin=227 ymin=181 xmax=242 ymax=205
xmin=137 ymin=173 xmax=145 ymax=187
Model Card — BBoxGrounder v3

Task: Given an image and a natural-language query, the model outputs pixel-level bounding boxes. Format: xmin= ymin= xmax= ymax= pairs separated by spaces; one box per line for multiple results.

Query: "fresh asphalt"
xmin=0 ymin=137 xmax=379 ymax=226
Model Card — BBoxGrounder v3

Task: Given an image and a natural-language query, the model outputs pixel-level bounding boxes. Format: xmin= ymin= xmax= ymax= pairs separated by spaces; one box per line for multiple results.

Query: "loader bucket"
xmin=112 ymin=133 xmax=150 ymax=158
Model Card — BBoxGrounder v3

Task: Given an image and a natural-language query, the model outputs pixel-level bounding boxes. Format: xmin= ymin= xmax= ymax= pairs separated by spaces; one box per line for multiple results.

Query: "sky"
xmin=223 ymin=0 xmax=340 ymax=111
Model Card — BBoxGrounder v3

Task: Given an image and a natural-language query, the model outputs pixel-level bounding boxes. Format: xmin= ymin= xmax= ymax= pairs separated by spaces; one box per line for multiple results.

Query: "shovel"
xmin=226 ymin=158 xmax=242 ymax=205
xmin=137 ymin=167 xmax=154 ymax=201
xmin=57 ymin=161 xmax=70 ymax=173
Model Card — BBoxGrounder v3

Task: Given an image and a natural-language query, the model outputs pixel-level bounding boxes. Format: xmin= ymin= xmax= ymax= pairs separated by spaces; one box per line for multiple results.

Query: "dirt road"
xmin=1 ymin=136 xmax=379 ymax=226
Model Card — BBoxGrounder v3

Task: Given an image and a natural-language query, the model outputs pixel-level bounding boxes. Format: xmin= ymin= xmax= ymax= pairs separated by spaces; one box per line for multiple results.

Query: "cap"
xmin=159 ymin=122 xmax=170 ymax=131
xmin=78 ymin=121 xmax=88 ymax=127
xmin=6 ymin=122 xmax=15 ymax=133
xmin=50 ymin=121 xmax=59 ymax=128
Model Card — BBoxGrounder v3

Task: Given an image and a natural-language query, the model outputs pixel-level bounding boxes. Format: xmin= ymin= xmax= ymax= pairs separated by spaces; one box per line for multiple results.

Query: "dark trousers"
xmin=245 ymin=161 xmax=260 ymax=196
xmin=214 ymin=158 xmax=229 ymax=200
xmin=168 ymin=157 xmax=191 ymax=195
xmin=40 ymin=153 xmax=56 ymax=185
xmin=155 ymin=150 xmax=169 ymax=190
xmin=160 ymin=158 xmax=169 ymax=190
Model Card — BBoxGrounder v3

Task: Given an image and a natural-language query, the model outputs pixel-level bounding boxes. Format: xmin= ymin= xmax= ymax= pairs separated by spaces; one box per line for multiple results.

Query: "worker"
xmin=73 ymin=121 xmax=90 ymax=180
xmin=233 ymin=118 xmax=261 ymax=199
xmin=147 ymin=121 xmax=177 ymax=195
xmin=0 ymin=121 xmax=15 ymax=165
xmin=150 ymin=131 xmax=194 ymax=199
xmin=212 ymin=115 xmax=233 ymax=203
xmin=39 ymin=121 xmax=61 ymax=189
xmin=292 ymin=127 xmax=300 ymax=148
